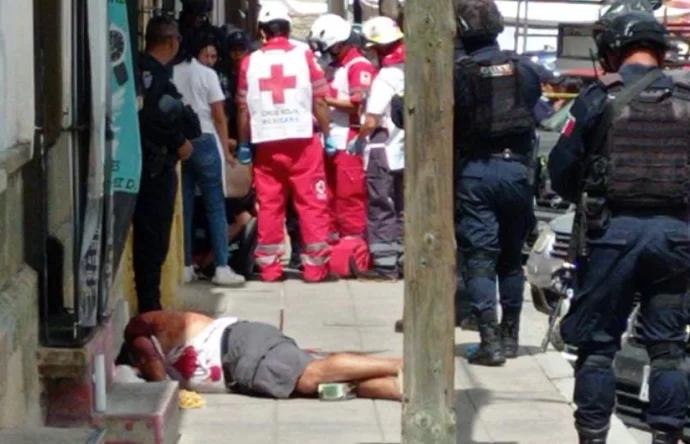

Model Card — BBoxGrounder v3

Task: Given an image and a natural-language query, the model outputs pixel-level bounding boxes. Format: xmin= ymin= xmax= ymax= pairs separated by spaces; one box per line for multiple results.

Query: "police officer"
xmin=178 ymin=0 xmax=227 ymax=71
xmin=223 ymin=27 xmax=251 ymax=113
xmin=549 ymin=9 xmax=690 ymax=444
xmin=135 ymin=16 xmax=201 ymax=313
xmin=454 ymin=0 xmax=540 ymax=366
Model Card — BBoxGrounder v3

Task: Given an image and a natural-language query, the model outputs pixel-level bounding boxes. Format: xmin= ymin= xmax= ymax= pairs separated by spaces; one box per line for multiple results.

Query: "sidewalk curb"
xmin=533 ymin=350 xmax=640 ymax=444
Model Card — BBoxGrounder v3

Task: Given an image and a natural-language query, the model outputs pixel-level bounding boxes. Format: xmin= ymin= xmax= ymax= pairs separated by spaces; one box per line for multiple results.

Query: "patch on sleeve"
xmin=561 ymin=114 xmax=576 ymax=137
xmin=142 ymin=71 xmax=152 ymax=89
xmin=359 ymin=71 xmax=372 ymax=86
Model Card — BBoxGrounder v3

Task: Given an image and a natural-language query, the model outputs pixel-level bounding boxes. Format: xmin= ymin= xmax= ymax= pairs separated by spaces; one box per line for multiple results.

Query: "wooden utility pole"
xmin=328 ymin=0 xmax=347 ymax=18
xmin=401 ymin=0 xmax=457 ymax=441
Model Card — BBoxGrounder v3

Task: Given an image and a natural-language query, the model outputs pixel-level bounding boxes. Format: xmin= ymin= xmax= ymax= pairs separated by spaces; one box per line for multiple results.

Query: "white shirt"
xmin=173 ymin=59 xmax=225 ymax=135
xmin=366 ymin=63 xmax=405 ymax=171
xmin=173 ymin=58 xmax=228 ymax=192
xmin=155 ymin=316 xmax=239 ymax=393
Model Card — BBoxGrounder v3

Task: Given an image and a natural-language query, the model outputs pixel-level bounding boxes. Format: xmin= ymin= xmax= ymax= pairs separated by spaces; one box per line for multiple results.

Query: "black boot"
xmin=467 ymin=311 xmax=506 ymax=366
xmin=500 ymin=307 xmax=521 ymax=359
xmin=459 ymin=315 xmax=479 ymax=331
xmin=652 ymin=429 xmax=682 ymax=444
xmin=577 ymin=426 xmax=608 ymax=444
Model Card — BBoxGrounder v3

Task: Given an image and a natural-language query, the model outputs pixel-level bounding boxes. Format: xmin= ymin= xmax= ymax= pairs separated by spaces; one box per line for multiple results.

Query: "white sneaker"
xmin=212 ymin=266 xmax=246 ymax=287
xmin=183 ymin=266 xmax=197 ymax=284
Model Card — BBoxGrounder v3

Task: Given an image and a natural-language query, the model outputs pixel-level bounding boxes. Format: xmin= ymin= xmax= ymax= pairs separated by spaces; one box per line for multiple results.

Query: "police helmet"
xmin=181 ymin=0 xmax=213 ymax=15
xmin=593 ymin=10 xmax=670 ymax=71
xmin=226 ymin=26 xmax=250 ymax=52
xmin=455 ymin=0 xmax=504 ymax=41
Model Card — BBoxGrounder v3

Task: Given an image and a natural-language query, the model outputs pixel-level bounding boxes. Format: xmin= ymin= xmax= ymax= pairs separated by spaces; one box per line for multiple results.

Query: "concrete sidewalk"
xmin=175 ymin=279 xmax=639 ymax=444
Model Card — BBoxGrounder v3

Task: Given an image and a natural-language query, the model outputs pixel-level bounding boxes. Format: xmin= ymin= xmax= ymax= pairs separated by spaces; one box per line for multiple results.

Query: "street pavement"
xmin=173 ymin=277 xmax=641 ymax=444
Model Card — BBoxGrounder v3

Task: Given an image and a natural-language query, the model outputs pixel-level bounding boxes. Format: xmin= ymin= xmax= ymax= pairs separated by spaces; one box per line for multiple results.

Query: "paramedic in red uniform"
xmin=235 ymin=3 xmax=336 ymax=282
xmin=308 ymin=14 xmax=377 ymax=276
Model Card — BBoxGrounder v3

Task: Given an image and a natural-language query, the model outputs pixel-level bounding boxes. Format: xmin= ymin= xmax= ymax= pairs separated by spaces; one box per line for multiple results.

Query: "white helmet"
xmin=308 ymin=14 xmax=352 ymax=51
xmin=258 ymin=3 xmax=292 ymax=25
xmin=362 ymin=16 xmax=403 ymax=47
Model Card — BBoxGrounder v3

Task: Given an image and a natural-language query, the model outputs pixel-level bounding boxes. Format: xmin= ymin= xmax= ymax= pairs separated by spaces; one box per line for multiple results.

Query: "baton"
xmin=540 ymin=297 xmax=564 ymax=353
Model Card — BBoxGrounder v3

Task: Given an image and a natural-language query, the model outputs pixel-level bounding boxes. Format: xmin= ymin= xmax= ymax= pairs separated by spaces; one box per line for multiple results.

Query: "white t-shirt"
xmin=154 ymin=316 xmax=239 ymax=393
xmin=173 ymin=59 xmax=228 ymax=193
xmin=365 ymin=63 xmax=405 ymax=171
xmin=173 ymin=59 xmax=226 ymax=136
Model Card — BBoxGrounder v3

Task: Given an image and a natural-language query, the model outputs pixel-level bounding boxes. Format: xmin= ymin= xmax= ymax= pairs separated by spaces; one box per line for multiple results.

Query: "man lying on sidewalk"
xmin=116 ymin=310 xmax=402 ymax=401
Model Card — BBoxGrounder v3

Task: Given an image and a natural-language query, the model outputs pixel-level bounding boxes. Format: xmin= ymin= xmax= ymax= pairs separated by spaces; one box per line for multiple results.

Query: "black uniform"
xmin=548 ymin=11 xmax=690 ymax=444
xmin=453 ymin=0 xmax=541 ymax=367
xmin=134 ymin=53 xmax=200 ymax=313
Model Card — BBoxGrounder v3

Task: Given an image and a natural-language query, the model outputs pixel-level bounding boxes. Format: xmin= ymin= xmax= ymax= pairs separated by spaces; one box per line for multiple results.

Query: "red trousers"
xmin=325 ymin=150 xmax=370 ymax=277
xmin=253 ymin=134 xmax=331 ymax=282
xmin=325 ymin=151 xmax=367 ymax=240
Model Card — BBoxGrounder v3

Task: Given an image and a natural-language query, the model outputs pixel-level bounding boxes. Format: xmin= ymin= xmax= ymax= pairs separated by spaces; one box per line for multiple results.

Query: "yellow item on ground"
xmin=179 ymin=389 xmax=206 ymax=409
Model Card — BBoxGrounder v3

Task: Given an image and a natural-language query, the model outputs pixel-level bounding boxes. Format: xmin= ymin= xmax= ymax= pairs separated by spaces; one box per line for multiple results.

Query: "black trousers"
xmin=132 ymin=165 xmax=178 ymax=313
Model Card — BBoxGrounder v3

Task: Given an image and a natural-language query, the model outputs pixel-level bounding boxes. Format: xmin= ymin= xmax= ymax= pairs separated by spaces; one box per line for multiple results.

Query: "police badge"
xmin=142 ymin=71 xmax=153 ymax=90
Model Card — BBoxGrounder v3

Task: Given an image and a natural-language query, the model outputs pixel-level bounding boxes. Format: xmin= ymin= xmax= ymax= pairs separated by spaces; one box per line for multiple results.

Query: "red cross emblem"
xmin=258 ymin=64 xmax=297 ymax=105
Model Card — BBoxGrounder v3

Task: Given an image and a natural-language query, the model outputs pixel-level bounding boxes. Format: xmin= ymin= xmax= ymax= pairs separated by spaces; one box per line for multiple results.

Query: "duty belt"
xmin=489 ymin=148 xmax=527 ymax=163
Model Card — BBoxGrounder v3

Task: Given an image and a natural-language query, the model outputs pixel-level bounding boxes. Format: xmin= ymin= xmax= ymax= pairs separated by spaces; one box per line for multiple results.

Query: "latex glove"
xmin=237 ymin=142 xmax=253 ymax=165
xmin=346 ymin=138 xmax=366 ymax=156
xmin=324 ymin=136 xmax=338 ymax=157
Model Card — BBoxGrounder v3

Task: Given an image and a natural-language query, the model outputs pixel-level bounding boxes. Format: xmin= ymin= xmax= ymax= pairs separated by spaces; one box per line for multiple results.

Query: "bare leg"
xmin=295 ymin=353 xmax=401 ymax=394
xmin=229 ymin=211 xmax=252 ymax=239
xmin=355 ymin=376 xmax=401 ymax=401
xmin=199 ymin=212 xmax=255 ymax=267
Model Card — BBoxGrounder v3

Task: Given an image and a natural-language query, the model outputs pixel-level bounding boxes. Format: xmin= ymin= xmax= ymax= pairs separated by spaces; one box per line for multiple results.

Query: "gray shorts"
xmin=222 ymin=321 xmax=314 ymax=399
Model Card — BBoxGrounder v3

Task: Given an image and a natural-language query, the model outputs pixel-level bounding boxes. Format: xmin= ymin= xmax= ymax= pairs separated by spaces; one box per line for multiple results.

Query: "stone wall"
xmin=0 ymin=145 xmax=42 ymax=429
xmin=0 ymin=0 xmax=43 ymax=430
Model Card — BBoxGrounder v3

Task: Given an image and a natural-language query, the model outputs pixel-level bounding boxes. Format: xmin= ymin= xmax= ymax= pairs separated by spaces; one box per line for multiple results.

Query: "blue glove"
xmin=237 ymin=142 xmax=253 ymax=165
xmin=346 ymin=138 xmax=366 ymax=155
xmin=324 ymin=136 xmax=338 ymax=157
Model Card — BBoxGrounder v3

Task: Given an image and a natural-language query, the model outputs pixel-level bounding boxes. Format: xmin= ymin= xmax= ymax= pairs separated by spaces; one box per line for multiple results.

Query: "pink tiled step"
xmin=0 ymin=427 xmax=106 ymax=444
xmin=93 ymin=381 xmax=181 ymax=444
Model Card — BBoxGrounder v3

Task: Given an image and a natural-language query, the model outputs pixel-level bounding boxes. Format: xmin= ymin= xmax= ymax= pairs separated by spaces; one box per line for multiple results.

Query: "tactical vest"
xmin=454 ymin=51 xmax=535 ymax=152
xmin=587 ymin=72 xmax=690 ymax=210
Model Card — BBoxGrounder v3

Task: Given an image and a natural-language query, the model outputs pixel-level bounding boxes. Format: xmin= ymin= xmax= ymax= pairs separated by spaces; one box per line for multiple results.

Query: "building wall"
xmin=0 ymin=0 xmax=43 ymax=429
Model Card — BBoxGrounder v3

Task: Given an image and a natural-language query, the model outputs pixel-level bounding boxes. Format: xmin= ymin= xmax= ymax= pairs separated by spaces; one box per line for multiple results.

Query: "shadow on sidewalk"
xmin=358 ymin=389 xmax=516 ymax=444
xmin=455 ymin=388 xmax=518 ymax=444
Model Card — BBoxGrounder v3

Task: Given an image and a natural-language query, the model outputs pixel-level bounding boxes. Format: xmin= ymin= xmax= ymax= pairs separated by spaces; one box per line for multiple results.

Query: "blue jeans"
xmin=455 ymin=157 xmax=535 ymax=315
xmin=561 ymin=215 xmax=690 ymax=432
xmin=182 ymin=133 xmax=229 ymax=267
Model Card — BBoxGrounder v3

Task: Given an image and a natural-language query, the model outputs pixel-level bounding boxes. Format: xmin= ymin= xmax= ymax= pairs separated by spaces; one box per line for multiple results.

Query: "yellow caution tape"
xmin=543 ymin=92 xmax=579 ymax=99
xmin=179 ymin=389 xmax=206 ymax=409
